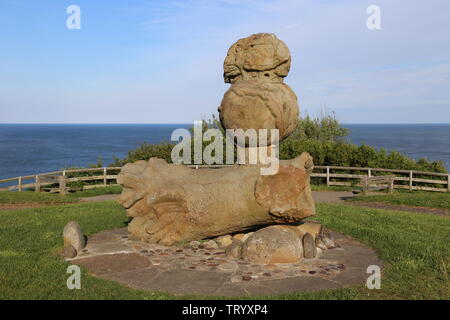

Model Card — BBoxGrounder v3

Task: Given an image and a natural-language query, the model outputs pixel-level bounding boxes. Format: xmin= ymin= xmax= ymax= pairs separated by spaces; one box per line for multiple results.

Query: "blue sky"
xmin=1 ymin=0 xmax=449 ymax=123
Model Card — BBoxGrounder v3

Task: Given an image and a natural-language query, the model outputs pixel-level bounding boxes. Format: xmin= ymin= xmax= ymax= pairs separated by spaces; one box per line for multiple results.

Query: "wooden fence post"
xmin=447 ymin=174 xmax=450 ymax=192
xmin=103 ymin=167 xmax=107 ymax=186
xmin=326 ymin=166 xmax=330 ymax=186
xmin=368 ymin=168 xmax=372 ymax=178
xmin=388 ymin=176 xmax=394 ymax=194
xmin=409 ymin=170 xmax=413 ymax=191
xmin=59 ymin=176 xmax=67 ymax=195
xmin=35 ymin=175 xmax=41 ymax=192
xmin=18 ymin=176 xmax=22 ymax=192
xmin=362 ymin=176 xmax=368 ymax=195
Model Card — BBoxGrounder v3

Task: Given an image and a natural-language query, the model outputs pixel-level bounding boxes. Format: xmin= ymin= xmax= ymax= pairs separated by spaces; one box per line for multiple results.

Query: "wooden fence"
xmin=0 ymin=167 xmax=122 ymax=194
xmin=0 ymin=165 xmax=449 ymax=193
xmin=312 ymin=165 xmax=450 ymax=192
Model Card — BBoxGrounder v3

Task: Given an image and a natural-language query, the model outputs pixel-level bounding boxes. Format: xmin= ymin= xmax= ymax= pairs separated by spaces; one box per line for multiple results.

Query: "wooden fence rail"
xmin=312 ymin=165 xmax=449 ymax=192
xmin=0 ymin=165 xmax=449 ymax=193
xmin=0 ymin=167 xmax=122 ymax=193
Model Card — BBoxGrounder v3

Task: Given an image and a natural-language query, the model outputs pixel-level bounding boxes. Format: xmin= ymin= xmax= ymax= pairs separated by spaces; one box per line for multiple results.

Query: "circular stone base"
xmin=68 ymin=228 xmax=382 ymax=297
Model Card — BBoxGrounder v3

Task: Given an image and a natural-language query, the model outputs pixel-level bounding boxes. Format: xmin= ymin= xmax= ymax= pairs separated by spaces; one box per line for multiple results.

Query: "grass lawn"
xmin=311 ymin=185 xmax=354 ymax=192
xmin=1 ymin=200 xmax=449 ymax=300
xmin=351 ymin=191 xmax=450 ymax=210
xmin=0 ymin=186 xmax=122 ymax=205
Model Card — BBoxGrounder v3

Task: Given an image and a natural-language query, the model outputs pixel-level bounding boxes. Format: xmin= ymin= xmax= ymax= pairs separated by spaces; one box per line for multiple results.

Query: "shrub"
xmin=110 ymin=142 xmax=175 ymax=167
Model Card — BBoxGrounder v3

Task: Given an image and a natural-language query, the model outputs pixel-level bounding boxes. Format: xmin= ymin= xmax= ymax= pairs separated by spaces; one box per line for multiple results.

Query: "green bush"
xmin=279 ymin=115 xmax=446 ymax=173
xmin=110 ymin=142 xmax=175 ymax=167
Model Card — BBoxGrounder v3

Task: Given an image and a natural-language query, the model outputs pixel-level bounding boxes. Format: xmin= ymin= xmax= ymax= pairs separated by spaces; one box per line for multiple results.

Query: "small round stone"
xmin=204 ymin=240 xmax=219 ymax=249
xmin=61 ymin=245 xmax=77 ymax=258
xmin=189 ymin=240 xmax=201 ymax=248
xmin=302 ymin=233 xmax=317 ymax=259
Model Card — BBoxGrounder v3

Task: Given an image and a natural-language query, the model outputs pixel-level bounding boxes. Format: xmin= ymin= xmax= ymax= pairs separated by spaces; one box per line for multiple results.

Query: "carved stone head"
xmin=223 ymin=33 xmax=291 ymax=84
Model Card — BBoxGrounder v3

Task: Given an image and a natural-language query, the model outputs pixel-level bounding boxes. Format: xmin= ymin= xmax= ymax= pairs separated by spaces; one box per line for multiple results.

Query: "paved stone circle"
xmin=68 ymin=227 xmax=382 ymax=297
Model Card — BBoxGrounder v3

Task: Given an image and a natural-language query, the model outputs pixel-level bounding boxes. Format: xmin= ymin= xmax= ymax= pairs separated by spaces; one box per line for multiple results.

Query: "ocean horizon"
xmin=0 ymin=123 xmax=449 ymax=180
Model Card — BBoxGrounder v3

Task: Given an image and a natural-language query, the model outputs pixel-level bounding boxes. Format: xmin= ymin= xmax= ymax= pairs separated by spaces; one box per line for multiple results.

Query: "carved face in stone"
xmin=223 ymin=33 xmax=291 ymax=84
xmin=219 ymin=33 xmax=299 ymax=145
xmin=116 ymin=154 xmax=315 ymax=245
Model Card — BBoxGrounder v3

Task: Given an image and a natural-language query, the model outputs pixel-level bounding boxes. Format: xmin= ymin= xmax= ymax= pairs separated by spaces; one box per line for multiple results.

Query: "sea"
xmin=0 ymin=123 xmax=449 ymax=181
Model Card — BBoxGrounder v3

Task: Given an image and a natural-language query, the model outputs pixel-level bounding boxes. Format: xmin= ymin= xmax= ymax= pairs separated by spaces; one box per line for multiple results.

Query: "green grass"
xmin=311 ymin=185 xmax=354 ymax=192
xmin=302 ymin=203 xmax=450 ymax=300
xmin=0 ymin=201 xmax=176 ymax=299
xmin=351 ymin=191 xmax=450 ymax=210
xmin=0 ymin=191 xmax=78 ymax=205
xmin=0 ymin=201 xmax=448 ymax=299
xmin=72 ymin=186 xmax=122 ymax=198
xmin=0 ymin=186 xmax=122 ymax=205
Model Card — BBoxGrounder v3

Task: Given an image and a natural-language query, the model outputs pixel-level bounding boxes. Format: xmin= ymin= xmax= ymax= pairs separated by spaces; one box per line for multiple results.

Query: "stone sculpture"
xmin=117 ymin=153 xmax=314 ymax=245
xmin=117 ymin=33 xmax=316 ymax=248
xmin=219 ymin=33 xmax=299 ymax=143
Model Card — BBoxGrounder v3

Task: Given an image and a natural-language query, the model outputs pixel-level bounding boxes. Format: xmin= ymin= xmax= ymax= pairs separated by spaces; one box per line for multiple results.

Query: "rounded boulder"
xmin=241 ymin=225 xmax=303 ymax=264
xmin=63 ymin=221 xmax=85 ymax=252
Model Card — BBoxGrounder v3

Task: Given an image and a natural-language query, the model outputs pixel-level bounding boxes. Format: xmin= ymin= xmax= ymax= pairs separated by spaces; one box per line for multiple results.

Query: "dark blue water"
xmin=343 ymin=124 xmax=450 ymax=170
xmin=0 ymin=123 xmax=449 ymax=180
xmin=0 ymin=124 xmax=190 ymax=180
